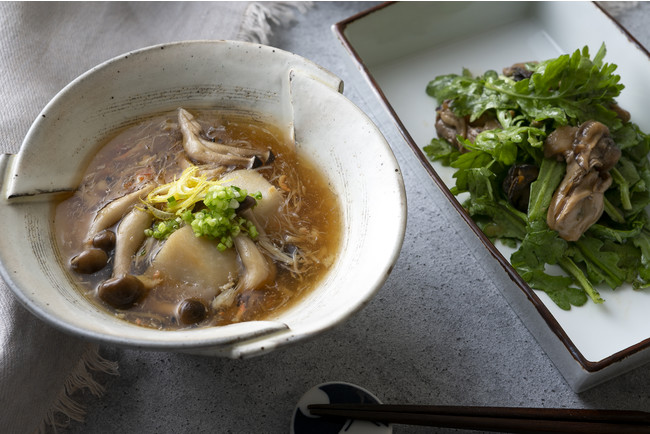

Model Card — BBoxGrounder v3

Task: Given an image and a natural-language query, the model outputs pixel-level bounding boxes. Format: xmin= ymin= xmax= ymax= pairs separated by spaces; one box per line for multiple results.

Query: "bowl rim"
xmin=1 ymin=39 xmax=407 ymax=356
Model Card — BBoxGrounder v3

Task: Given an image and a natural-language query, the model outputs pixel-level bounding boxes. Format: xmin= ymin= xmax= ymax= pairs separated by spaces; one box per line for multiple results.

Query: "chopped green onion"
xmin=142 ymin=166 xmax=263 ymax=249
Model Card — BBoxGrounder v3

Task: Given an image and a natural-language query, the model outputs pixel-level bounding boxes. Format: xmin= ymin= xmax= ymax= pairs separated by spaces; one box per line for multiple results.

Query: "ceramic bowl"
xmin=0 ymin=40 xmax=406 ymax=357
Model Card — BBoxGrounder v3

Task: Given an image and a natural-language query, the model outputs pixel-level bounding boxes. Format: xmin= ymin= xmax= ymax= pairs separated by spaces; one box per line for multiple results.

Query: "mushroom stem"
xmin=113 ymin=207 xmax=153 ymax=277
xmin=96 ymin=207 xmax=156 ymax=310
xmin=87 ymin=184 xmax=153 ymax=243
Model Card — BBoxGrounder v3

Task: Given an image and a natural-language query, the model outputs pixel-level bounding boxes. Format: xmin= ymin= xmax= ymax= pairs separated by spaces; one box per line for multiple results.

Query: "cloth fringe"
xmin=237 ymin=1 xmax=313 ymax=45
xmin=37 ymin=345 xmax=118 ymax=434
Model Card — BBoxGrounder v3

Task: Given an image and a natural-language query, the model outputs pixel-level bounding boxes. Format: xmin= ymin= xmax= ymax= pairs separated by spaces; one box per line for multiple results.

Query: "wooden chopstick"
xmin=306 ymin=404 xmax=650 ymax=433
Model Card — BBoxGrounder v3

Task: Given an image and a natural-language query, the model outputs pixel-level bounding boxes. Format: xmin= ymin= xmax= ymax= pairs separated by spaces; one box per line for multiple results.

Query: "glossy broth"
xmin=54 ymin=109 xmax=342 ymax=329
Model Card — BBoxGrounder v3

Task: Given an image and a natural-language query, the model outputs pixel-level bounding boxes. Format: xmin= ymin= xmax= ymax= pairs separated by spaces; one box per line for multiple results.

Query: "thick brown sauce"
xmin=54 ymin=109 xmax=342 ymax=330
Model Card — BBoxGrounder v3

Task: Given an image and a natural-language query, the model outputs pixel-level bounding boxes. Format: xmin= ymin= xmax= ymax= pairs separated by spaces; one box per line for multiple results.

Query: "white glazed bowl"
xmin=0 ymin=40 xmax=406 ymax=358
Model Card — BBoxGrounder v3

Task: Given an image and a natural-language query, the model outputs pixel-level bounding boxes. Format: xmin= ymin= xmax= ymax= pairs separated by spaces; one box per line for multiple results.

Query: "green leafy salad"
xmin=424 ymin=44 xmax=650 ymax=310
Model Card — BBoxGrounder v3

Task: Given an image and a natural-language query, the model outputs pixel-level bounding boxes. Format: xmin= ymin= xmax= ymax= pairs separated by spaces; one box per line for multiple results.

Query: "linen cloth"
xmin=0 ymin=2 xmax=306 ymax=432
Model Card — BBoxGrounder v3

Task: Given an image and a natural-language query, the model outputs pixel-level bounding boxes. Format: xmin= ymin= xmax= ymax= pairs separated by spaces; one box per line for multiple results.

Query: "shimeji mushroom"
xmin=71 ymin=185 xmax=153 ymax=274
xmin=212 ymin=234 xmax=276 ymax=310
xmin=86 ymin=185 xmax=154 ymax=242
xmin=178 ymin=108 xmax=274 ymax=169
xmin=96 ymin=207 xmax=153 ymax=309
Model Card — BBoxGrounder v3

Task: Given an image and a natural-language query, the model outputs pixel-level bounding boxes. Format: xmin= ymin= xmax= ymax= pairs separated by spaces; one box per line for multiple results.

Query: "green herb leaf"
xmin=424 ymin=43 xmax=650 ymax=309
xmin=518 ymin=268 xmax=587 ymax=310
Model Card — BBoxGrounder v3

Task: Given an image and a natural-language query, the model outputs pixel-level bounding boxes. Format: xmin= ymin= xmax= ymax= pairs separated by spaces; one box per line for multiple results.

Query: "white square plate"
xmin=334 ymin=1 xmax=650 ymax=391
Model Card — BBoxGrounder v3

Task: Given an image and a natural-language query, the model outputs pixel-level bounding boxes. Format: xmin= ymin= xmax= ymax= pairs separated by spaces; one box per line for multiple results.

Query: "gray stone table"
xmin=69 ymin=2 xmax=650 ymax=433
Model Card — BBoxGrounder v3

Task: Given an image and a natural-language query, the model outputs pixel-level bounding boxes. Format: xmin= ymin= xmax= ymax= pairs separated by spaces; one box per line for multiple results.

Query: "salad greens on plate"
xmin=424 ymin=44 xmax=650 ymax=310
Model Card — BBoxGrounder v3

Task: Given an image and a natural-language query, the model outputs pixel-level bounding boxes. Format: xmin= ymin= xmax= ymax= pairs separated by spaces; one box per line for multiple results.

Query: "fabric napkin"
xmin=0 ymin=2 xmax=308 ymax=432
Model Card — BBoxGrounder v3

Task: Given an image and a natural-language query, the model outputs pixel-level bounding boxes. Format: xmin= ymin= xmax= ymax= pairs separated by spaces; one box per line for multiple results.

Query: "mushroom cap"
xmin=70 ymin=248 xmax=109 ymax=274
xmin=177 ymin=298 xmax=208 ymax=325
xmin=97 ymin=274 xmax=146 ymax=310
